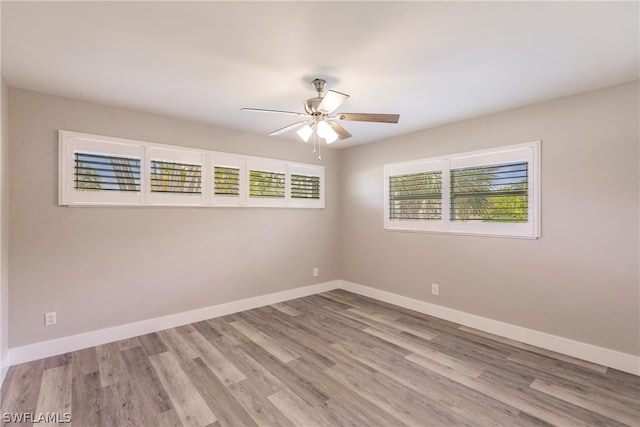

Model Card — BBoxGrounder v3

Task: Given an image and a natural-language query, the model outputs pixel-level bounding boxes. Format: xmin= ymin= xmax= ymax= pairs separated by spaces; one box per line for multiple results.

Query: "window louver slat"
xmin=249 ymin=170 xmax=285 ymax=198
xmin=389 ymin=171 xmax=442 ymax=220
xmin=450 ymin=162 xmax=528 ymax=222
xmin=291 ymin=174 xmax=320 ymax=199
xmin=214 ymin=166 xmax=240 ymax=196
xmin=151 ymin=160 xmax=202 ymax=194
xmin=74 ymin=152 xmax=141 ymax=192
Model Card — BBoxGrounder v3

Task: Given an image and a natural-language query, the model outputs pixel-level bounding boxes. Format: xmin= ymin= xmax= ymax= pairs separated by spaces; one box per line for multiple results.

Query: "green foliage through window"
xmin=450 ymin=162 xmax=528 ymax=222
xmin=150 ymin=160 xmax=202 ymax=194
xmin=249 ymin=170 xmax=285 ymax=198
xmin=291 ymin=174 xmax=320 ymax=199
xmin=389 ymin=171 xmax=442 ymax=220
xmin=74 ymin=152 xmax=141 ymax=192
xmin=214 ymin=166 xmax=240 ymax=196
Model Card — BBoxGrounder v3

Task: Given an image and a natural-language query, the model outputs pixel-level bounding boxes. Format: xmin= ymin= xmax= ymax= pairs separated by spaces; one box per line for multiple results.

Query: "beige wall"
xmin=8 ymin=88 xmax=340 ymax=347
xmin=1 ymin=77 xmax=8 ymax=363
xmin=340 ymin=81 xmax=640 ymax=356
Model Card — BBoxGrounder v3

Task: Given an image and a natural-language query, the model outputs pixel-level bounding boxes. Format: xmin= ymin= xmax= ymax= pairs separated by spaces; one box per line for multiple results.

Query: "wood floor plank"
xmin=44 ymin=352 xmax=73 ymax=371
xmin=270 ymin=302 xmax=301 ymax=316
xmin=120 ymin=346 xmax=173 ymax=417
xmin=153 ymin=409 xmax=183 ymax=427
xmin=186 ymin=330 xmax=246 ymax=386
xmin=71 ymin=371 xmax=104 ymax=427
xmin=3 ymin=291 xmax=639 ymax=427
xmin=34 ymin=364 xmax=72 ymax=427
xmin=196 ymin=330 xmax=284 ymax=396
xmin=96 ymin=341 xmax=129 ymax=387
xmin=138 ymin=332 xmax=169 ymax=356
xmin=149 ymin=351 xmax=217 ymax=427
xmin=405 ymin=352 xmax=592 ymax=426
xmin=332 ymin=341 xmax=522 ymax=427
xmin=226 ymin=381 xmax=293 ymax=427
xmin=157 ymin=328 xmax=200 ymax=362
xmin=239 ymin=341 xmax=329 ymax=407
xmin=531 ymin=378 xmax=640 ymax=426
xmin=1 ymin=359 xmax=45 ymax=419
xmin=268 ymin=387 xmax=334 ymax=427
xmin=101 ymin=379 xmax=155 ymax=427
xmin=230 ymin=319 xmax=299 ymax=363
xmin=182 ymin=357 xmax=257 ymax=427
xmin=459 ymin=326 xmax=609 ymax=373
xmin=324 ymin=361 xmax=438 ymax=426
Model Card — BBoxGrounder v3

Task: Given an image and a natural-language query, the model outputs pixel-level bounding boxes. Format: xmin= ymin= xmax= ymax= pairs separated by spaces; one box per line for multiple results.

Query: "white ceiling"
xmin=2 ymin=1 xmax=638 ymax=148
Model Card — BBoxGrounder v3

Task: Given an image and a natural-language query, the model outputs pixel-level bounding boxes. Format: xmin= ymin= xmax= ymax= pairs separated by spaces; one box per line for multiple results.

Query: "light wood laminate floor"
xmin=2 ymin=290 xmax=639 ymax=426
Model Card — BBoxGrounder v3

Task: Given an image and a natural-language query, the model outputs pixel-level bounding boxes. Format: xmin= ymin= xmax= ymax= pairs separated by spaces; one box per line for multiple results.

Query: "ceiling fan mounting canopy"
xmin=241 ymin=77 xmax=400 ymax=145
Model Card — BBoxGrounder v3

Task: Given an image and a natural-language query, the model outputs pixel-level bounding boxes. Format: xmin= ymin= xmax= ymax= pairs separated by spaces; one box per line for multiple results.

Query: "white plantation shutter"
xmin=288 ymin=163 xmax=324 ymax=208
xmin=60 ymin=132 xmax=144 ymax=205
xmin=150 ymin=161 xmax=202 ymax=194
xmin=214 ymin=166 xmax=240 ymax=196
xmin=59 ymin=131 xmax=324 ymax=209
xmin=384 ymin=141 xmax=539 ymax=238
xmin=450 ymin=162 xmax=528 ymax=223
xmin=388 ymin=170 xmax=442 ymax=221
xmin=147 ymin=147 xmax=205 ymax=206
xmin=75 ymin=152 xmax=141 ymax=193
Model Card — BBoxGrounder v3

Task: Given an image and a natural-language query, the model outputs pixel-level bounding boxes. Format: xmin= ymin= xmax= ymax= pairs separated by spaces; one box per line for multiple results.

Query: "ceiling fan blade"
xmin=336 ymin=113 xmax=400 ymax=123
xmin=268 ymin=120 xmax=308 ymax=136
xmin=328 ymin=121 xmax=352 ymax=140
xmin=241 ymin=108 xmax=309 ymax=118
xmin=318 ymin=90 xmax=350 ymax=114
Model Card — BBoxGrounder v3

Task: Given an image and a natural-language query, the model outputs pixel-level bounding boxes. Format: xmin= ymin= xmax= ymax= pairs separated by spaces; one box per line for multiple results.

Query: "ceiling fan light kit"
xmin=242 ymin=78 xmax=400 ymax=158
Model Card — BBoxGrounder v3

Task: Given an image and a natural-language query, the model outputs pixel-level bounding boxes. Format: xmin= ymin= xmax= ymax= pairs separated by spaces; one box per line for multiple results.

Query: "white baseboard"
xmin=7 ymin=280 xmax=340 ymax=367
xmin=339 ymin=280 xmax=640 ymax=376
xmin=0 ymin=351 xmax=9 ymax=386
xmin=4 ymin=279 xmax=638 ymax=381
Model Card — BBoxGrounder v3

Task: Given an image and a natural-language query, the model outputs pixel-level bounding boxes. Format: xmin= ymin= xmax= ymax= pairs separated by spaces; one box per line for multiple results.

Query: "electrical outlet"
xmin=45 ymin=312 xmax=56 ymax=326
xmin=431 ymin=283 xmax=440 ymax=296
xmin=313 ymin=267 xmax=319 ymax=277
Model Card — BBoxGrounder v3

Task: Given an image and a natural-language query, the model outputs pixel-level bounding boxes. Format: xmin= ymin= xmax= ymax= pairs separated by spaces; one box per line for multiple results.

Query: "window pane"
xmin=214 ymin=166 xmax=240 ymax=196
xmin=150 ymin=160 xmax=202 ymax=194
xmin=74 ymin=152 xmax=141 ymax=192
xmin=389 ymin=171 xmax=442 ymax=220
xmin=450 ymin=162 xmax=528 ymax=222
xmin=249 ymin=170 xmax=285 ymax=198
xmin=291 ymin=174 xmax=320 ymax=199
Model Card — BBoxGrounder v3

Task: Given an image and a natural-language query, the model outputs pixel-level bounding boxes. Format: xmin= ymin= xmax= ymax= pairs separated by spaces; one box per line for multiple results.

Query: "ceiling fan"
xmin=241 ymin=78 xmax=399 ymax=155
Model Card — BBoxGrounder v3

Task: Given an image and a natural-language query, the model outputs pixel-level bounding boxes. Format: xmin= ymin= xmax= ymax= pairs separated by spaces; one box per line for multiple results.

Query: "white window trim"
xmin=384 ymin=141 xmax=540 ymax=239
xmin=59 ymin=130 xmax=325 ymax=209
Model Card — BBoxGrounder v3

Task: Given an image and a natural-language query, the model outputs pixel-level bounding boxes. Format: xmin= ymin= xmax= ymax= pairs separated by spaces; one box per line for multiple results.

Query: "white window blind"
xmin=388 ymin=170 xmax=441 ymax=221
xmin=214 ymin=166 xmax=240 ymax=197
xmin=384 ymin=141 xmax=540 ymax=238
xmin=290 ymin=174 xmax=321 ymax=200
xmin=450 ymin=162 xmax=527 ymax=223
xmin=150 ymin=161 xmax=202 ymax=194
xmin=59 ymin=131 xmax=324 ymax=208
xmin=249 ymin=170 xmax=286 ymax=199
xmin=74 ymin=152 xmax=141 ymax=193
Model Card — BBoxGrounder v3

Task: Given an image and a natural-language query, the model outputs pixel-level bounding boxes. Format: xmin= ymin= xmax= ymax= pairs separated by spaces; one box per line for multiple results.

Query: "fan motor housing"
xmin=304 ymin=97 xmax=324 ymax=115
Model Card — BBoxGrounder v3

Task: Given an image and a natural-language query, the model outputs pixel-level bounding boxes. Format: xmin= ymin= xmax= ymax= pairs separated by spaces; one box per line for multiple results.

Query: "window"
xmin=384 ymin=141 xmax=540 ymax=238
xmin=388 ymin=170 xmax=441 ymax=221
xmin=74 ymin=152 xmax=141 ymax=193
xmin=59 ymin=131 xmax=324 ymax=208
xmin=150 ymin=161 xmax=202 ymax=194
xmin=288 ymin=163 xmax=324 ymax=208
xmin=211 ymin=156 xmax=246 ymax=206
xmin=291 ymin=174 xmax=320 ymax=199
xmin=249 ymin=171 xmax=286 ymax=198
xmin=214 ymin=166 xmax=240 ymax=197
